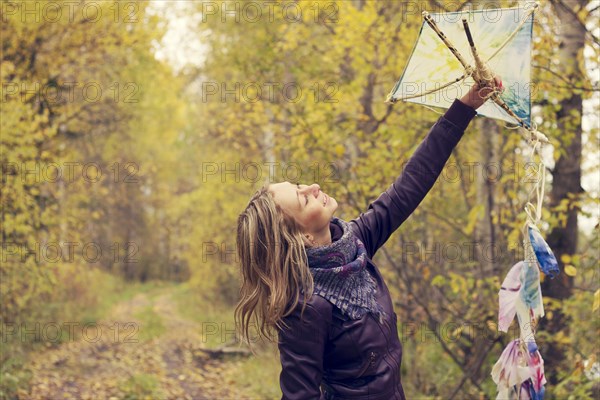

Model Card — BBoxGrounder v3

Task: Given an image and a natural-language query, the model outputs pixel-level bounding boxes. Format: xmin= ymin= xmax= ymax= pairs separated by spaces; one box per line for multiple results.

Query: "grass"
xmin=222 ymin=348 xmax=282 ymax=399
xmin=119 ymin=373 xmax=165 ymax=400
xmin=133 ymin=305 xmax=167 ymax=342
xmin=170 ymin=282 xmax=236 ymax=348
xmin=87 ymin=279 xmax=175 ymax=324
xmin=0 ymin=354 xmax=32 ymax=400
xmin=171 ymin=282 xmax=283 ymax=399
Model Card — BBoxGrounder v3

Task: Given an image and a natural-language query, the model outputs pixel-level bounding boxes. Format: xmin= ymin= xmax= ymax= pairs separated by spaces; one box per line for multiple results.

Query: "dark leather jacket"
xmin=277 ymin=99 xmax=477 ymax=399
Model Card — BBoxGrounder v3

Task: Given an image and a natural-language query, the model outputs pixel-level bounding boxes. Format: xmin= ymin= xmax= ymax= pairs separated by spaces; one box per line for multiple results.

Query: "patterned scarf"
xmin=305 ymin=217 xmax=386 ymax=323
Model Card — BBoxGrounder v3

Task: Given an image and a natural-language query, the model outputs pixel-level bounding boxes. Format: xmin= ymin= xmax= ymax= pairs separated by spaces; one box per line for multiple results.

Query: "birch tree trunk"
xmin=542 ymin=0 xmax=588 ymax=383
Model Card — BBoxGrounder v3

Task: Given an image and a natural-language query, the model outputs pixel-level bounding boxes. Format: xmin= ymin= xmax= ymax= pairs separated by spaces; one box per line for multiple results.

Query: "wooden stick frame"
xmin=387 ymin=4 xmax=548 ymax=144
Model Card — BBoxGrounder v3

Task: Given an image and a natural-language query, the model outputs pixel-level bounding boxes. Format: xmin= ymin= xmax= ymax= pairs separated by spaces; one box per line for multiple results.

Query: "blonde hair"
xmin=234 ymin=184 xmax=314 ymax=347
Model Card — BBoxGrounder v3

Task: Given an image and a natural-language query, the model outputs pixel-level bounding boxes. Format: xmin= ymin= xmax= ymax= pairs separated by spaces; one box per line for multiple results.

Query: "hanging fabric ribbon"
xmin=492 ymin=132 xmax=560 ymax=399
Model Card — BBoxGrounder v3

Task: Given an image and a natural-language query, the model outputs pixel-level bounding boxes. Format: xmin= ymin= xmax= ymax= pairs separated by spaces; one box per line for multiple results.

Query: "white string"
xmin=422 ymin=105 xmax=445 ymax=116
xmin=521 ymin=125 xmax=547 ymax=269
xmin=393 ymin=71 xmax=472 ymax=102
xmin=486 ymin=4 xmax=538 ymax=64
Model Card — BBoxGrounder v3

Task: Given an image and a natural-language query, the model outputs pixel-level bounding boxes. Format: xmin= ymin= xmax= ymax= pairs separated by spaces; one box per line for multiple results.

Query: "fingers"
xmin=477 ymin=76 xmax=501 ymax=91
xmin=489 ymin=75 xmax=503 ymax=93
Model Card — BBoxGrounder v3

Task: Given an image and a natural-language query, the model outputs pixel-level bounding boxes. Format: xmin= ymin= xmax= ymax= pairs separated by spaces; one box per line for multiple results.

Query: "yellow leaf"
xmin=593 ymin=289 xmax=600 ymax=312
xmin=564 ymin=265 xmax=577 ymax=276
xmin=452 ymin=325 xmax=463 ymax=338
xmin=464 ymin=204 xmax=484 ymax=235
xmin=334 ymin=144 xmax=345 ymax=157
xmin=561 ymin=254 xmax=572 ymax=264
xmin=423 ymin=266 xmax=430 ymax=280
xmin=555 ymin=331 xmax=571 ymax=344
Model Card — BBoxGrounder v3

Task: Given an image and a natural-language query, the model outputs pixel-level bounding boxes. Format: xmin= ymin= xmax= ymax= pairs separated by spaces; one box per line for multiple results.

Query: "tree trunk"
xmin=475 ymin=118 xmax=500 ymax=278
xmin=541 ymin=0 xmax=587 ymax=384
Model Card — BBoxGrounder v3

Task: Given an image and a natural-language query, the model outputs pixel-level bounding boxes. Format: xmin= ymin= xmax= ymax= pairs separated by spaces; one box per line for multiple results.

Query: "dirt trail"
xmin=23 ymin=288 xmax=245 ymax=400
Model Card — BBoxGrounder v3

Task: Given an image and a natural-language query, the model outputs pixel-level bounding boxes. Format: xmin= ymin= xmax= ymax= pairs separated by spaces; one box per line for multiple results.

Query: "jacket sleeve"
xmin=278 ymin=301 xmax=331 ymax=400
xmin=350 ymin=99 xmax=477 ymax=258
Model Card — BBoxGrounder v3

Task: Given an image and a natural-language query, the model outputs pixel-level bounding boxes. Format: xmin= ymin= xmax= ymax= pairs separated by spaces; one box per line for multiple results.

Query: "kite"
xmin=386 ymin=3 xmax=561 ymax=398
xmin=387 ymin=3 xmax=547 ymax=143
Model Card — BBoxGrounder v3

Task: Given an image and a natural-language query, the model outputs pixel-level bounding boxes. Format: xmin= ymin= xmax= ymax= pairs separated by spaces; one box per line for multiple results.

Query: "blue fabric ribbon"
xmin=528 ymin=226 xmax=560 ymax=279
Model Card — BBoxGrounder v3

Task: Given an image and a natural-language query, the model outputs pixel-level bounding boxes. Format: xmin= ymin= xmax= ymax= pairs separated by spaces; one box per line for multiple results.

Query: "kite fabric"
xmin=528 ymin=225 xmax=560 ymax=279
xmin=386 ymin=3 xmax=563 ymax=398
xmin=491 ymin=339 xmax=547 ymax=400
xmin=387 ymin=6 xmax=535 ymax=125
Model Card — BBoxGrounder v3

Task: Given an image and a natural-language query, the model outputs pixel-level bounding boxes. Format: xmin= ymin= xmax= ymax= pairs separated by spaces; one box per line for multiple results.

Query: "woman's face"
xmin=269 ymin=182 xmax=338 ymax=235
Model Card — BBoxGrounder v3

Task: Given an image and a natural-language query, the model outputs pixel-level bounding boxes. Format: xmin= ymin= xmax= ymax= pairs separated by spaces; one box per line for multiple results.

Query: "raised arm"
xmin=350 ymin=99 xmax=477 ymax=258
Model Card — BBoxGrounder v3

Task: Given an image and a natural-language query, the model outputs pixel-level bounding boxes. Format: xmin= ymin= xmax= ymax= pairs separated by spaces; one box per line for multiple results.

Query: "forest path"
xmin=23 ymin=286 xmax=246 ymax=399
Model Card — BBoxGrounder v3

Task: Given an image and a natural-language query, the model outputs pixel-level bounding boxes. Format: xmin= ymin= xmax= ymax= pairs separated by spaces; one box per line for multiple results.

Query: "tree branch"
xmin=551 ymin=0 xmax=600 ymax=46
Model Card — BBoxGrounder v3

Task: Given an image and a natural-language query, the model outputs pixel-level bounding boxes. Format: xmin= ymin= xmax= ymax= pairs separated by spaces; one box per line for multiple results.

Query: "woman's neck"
xmin=311 ymin=227 xmax=332 ymax=247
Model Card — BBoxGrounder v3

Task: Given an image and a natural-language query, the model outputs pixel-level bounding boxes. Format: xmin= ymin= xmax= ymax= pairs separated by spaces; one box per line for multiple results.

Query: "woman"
xmin=235 ymin=78 xmax=501 ymax=399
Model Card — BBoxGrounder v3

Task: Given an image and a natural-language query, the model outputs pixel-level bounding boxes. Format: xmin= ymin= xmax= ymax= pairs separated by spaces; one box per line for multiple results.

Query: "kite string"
xmin=523 ymin=153 xmax=541 ymax=223
xmin=471 ymin=59 xmax=507 ymax=103
xmin=486 ymin=4 xmax=539 ymax=64
xmin=422 ymin=105 xmax=445 ymax=116
xmin=421 ymin=66 xmax=499 ymax=114
xmin=504 ymin=119 xmax=547 ymax=149
xmin=392 ymin=72 xmax=473 ymax=102
xmin=522 ymin=129 xmax=546 ymax=259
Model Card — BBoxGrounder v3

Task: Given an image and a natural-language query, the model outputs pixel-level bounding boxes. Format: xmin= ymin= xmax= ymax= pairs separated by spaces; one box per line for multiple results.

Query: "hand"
xmin=459 ymin=76 xmax=503 ymax=110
